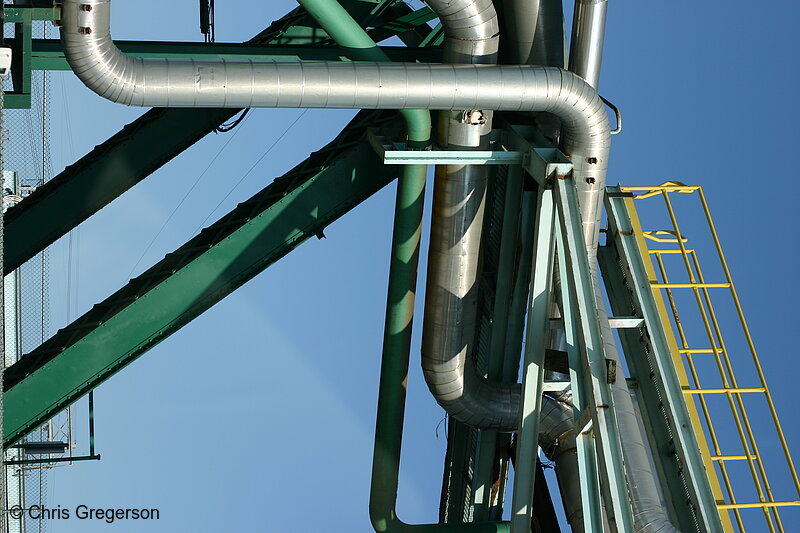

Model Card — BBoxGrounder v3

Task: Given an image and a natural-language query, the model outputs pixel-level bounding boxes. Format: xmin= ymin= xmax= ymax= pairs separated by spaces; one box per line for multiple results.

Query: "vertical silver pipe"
xmin=532 ymin=0 xmax=566 ymax=68
xmin=498 ymin=0 xmax=540 ymax=65
xmin=421 ymin=0 xmax=514 ymax=428
xmin=568 ymin=0 xmax=608 ymax=88
xmin=569 ymin=2 xmax=683 ymax=530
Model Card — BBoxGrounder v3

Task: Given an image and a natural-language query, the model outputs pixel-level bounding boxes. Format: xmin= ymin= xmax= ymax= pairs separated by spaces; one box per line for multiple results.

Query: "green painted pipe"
xmin=296 ymin=0 xmax=430 ymax=146
xmin=296 ymin=2 xmax=507 ymax=531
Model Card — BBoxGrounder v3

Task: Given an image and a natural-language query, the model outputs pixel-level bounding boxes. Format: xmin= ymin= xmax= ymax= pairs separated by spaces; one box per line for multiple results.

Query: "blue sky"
xmin=30 ymin=0 xmax=800 ymax=531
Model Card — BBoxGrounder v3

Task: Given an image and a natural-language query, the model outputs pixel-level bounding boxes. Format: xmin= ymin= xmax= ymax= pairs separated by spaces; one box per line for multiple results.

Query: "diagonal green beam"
xmin=3 ymin=109 xmax=398 ymax=447
xmin=3 ymin=107 xmax=241 ymax=274
xmin=3 ymin=1 xmax=433 ymax=274
xmin=27 ymin=39 xmax=441 ymax=70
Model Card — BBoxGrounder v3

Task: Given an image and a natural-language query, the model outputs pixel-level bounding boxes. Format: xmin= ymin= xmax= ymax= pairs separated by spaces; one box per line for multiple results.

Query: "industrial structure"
xmin=0 ymin=0 xmax=797 ymax=532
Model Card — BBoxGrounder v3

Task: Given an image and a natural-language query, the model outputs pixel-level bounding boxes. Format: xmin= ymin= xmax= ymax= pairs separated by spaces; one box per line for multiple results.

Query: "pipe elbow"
xmin=61 ymin=0 xmax=142 ymax=106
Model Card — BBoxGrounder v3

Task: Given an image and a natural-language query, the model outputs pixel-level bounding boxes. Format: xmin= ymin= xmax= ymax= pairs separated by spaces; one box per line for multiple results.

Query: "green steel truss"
xmin=3 ymin=109 xmax=399 ymax=446
xmin=1 ymin=0 xmax=440 ymax=443
xmin=3 ymin=107 xmax=240 ymax=274
xmin=2 ymin=0 xmax=438 ymax=109
xmin=3 ymin=0 xmax=437 ymax=274
xmin=27 ymin=39 xmax=440 ymax=70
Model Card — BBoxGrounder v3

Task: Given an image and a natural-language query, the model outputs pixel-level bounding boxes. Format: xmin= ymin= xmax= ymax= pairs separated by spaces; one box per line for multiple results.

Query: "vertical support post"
xmin=510 ymin=187 xmax=555 ymax=533
xmin=88 ymin=391 xmax=95 ymax=457
xmin=553 ymin=173 xmax=634 ymax=533
xmin=555 ymin=226 xmax=605 ymax=532
xmin=473 ymin=165 xmax=525 ymax=521
xmin=0 ymin=44 xmax=7 ymax=533
xmin=12 ymin=18 xmax=31 ymax=97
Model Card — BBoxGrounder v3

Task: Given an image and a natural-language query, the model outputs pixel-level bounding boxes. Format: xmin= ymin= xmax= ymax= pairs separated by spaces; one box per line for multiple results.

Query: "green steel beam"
xmin=26 ymin=39 xmax=441 ymax=71
xmin=2 ymin=7 xmax=60 ymax=23
xmin=554 ymin=226 xmax=605 ymax=533
xmin=510 ymin=187 xmax=555 ymax=533
xmin=601 ymin=187 xmax=724 ymax=533
xmin=553 ymin=173 xmax=635 ymax=533
xmin=3 ymin=107 xmax=240 ymax=275
xmin=3 ymin=109 xmax=398 ymax=447
xmin=3 ymin=2 xmax=433 ymax=273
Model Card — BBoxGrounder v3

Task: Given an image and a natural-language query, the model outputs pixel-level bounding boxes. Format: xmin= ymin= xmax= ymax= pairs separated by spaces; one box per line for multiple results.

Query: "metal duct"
xmin=419 ymin=0 xmax=503 ymax=431
xmin=568 ymin=3 xmax=684 ymax=530
xmin=594 ymin=271 xmax=682 ymax=533
xmin=426 ymin=0 xmax=500 ymax=64
xmin=59 ymin=1 xmax=608 ymax=162
xmin=61 ymin=0 xmax=611 ymax=425
xmin=568 ymin=0 xmax=608 ymax=88
xmin=532 ymin=0 xmax=566 ymax=68
xmin=497 ymin=0 xmax=540 ymax=65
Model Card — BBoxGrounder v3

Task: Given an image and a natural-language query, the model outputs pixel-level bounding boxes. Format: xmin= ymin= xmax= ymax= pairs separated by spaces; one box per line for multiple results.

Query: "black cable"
xmin=214 ymin=108 xmax=250 ymax=133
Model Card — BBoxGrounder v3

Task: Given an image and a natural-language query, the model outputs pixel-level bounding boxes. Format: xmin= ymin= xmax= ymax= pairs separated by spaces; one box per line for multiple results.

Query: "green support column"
xmin=553 ymin=174 xmax=635 ymax=533
xmin=509 ymin=187 xmax=555 ymax=533
xmin=555 ymin=227 xmax=604 ymax=533
xmin=4 ymin=1 xmax=436 ymax=273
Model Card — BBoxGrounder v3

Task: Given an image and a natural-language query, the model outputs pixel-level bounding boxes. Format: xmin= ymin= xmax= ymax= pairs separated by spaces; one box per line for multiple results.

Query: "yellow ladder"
xmin=621 ymin=183 xmax=800 ymax=532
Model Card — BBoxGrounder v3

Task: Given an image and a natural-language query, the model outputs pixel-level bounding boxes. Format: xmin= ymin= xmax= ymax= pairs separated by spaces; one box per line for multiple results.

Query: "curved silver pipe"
xmin=420 ymin=0 xmax=504 ymax=429
xmin=426 ymin=0 xmax=499 ymax=64
xmin=61 ymin=0 xmax=611 ymax=424
xmin=417 ymin=0 xmax=608 ymax=432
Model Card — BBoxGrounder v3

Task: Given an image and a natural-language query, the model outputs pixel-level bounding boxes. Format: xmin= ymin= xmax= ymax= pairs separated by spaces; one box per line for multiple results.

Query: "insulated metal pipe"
xmin=61 ymin=0 xmax=611 ymax=427
xmin=497 ymin=0 xmax=540 ymax=65
xmin=568 ymin=2 xmax=684 ymax=530
xmin=532 ymin=0 xmax=566 ymax=68
xmin=568 ymin=0 xmax=608 ymax=89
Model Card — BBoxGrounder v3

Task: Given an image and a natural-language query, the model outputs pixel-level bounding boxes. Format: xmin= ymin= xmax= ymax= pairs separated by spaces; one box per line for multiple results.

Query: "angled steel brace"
xmin=2 ymin=110 xmax=398 ymax=446
xmin=3 ymin=0 xmax=434 ymax=274
xmin=553 ymin=173 xmax=635 ymax=533
xmin=601 ymin=186 xmax=725 ymax=533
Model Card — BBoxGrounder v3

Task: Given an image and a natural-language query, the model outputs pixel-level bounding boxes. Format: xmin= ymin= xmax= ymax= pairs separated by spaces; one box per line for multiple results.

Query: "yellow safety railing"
xmin=621 ymin=183 xmax=800 ymax=533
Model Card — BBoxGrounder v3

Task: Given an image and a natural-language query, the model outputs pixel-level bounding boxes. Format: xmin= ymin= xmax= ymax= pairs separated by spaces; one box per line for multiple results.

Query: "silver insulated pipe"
xmin=61 ymin=0 xmax=615 ymax=526
xmin=416 ymin=0 xmax=608 ymax=432
xmin=569 ymin=1 xmax=683 ymax=531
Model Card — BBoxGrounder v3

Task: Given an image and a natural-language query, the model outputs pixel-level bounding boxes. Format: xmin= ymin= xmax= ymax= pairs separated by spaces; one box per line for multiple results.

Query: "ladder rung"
xmin=718 ymin=501 xmax=800 ymax=510
xmin=711 ymin=454 xmax=758 ymax=461
xmin=648 ymin=249 xmax=694 ymax=255
xmin=678 ymin=348 xmax=723 ymax=354
xmin=682 ymin=387 xmax=766 ymax=394
xmin=651 ymin=282 xmax=731 ymax=289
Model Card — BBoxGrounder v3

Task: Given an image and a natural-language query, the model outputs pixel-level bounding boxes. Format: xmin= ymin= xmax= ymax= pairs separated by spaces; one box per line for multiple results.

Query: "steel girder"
xmin=3 ymin=109 xmax=399 ymax=446
xmin=2 ymin=0 xmax=438 ymax=274
xmin=27 ymin=39 xmax=440 ymax=70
